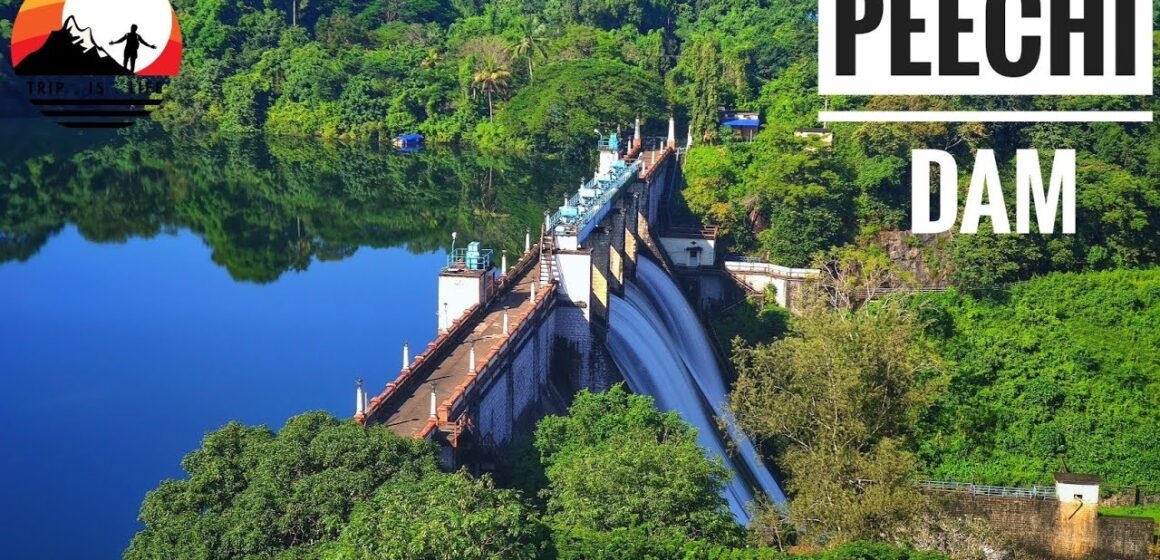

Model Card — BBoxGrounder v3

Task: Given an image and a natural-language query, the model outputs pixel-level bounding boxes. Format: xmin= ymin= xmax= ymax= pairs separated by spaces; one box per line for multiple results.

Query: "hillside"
xmin=914 ymin=269 xmax=1160 ymax=491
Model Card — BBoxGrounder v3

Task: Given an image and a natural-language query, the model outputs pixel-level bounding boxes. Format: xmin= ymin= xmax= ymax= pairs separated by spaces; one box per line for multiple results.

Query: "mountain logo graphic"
xmin=10 ymin=0 xmax=183 ymax=127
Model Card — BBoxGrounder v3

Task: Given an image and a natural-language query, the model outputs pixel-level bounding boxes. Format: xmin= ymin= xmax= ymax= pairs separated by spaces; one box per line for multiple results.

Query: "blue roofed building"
xmin=720 ymin=109 xmax=760 ymax=141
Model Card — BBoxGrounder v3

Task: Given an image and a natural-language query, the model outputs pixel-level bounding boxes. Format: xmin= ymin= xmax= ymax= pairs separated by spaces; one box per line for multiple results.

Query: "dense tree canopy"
xmin=0 ymin=0 xmax=828 ymax=149
xmin=674 ymin=7 xmax=1160 ymax=286
xmin=124 ymin=394 xmax=949 ymax=559
xmin=912 ymin=269 xmax=1160 ymax=492
xmin=730 ymin=302 xmax=942 ymax=547
xmin=332 ymin=471 xmax=546 ymax=559
xmin=535 ymin=385 xmax=743 ymax=552
xmin=124 ymin=412 xmax=442 ymax=560
xmin=496 ymin=59 xmax=666 ymax=157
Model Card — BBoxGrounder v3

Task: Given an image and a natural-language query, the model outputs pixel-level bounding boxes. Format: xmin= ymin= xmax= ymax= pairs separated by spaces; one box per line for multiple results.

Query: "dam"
xmin=356 ymin=117 xmax=786 ymax=523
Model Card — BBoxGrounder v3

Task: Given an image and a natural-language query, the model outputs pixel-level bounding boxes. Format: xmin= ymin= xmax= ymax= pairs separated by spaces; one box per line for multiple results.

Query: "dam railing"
xmin=723 ymin=257 xmax=820 ymax=279
xmin=917 ymin=480 xmax=1058 ymax=500
xmin=360 ymin=243 xmax=542 ymax=427
xmin=546 ymin=159 xmax=643 ymax=242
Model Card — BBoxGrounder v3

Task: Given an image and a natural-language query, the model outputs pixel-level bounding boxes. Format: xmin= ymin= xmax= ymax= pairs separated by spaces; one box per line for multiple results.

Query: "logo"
xmin=10 ymin=0 xmax=182 ymax=128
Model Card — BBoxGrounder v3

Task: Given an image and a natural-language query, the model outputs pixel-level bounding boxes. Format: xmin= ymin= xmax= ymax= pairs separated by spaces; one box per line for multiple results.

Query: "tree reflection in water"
xmin=0 ymin=122 xmax=587 ymax=283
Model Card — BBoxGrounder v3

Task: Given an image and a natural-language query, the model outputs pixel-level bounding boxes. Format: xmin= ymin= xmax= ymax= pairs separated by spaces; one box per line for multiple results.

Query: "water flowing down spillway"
xmin=606 ymin=257 xmax=787 ymax=525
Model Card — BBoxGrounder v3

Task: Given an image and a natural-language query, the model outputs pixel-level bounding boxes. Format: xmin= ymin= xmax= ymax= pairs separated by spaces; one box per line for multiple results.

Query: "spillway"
xmin=606 ymin=257 xmax=787 ymax=525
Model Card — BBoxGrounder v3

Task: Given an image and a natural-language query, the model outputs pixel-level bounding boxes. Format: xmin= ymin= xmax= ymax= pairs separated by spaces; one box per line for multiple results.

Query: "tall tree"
xmin=730 ymin=303 xmax=942 ymax=547
xmin=473 ymin=59 xmax=512 ymax=121
xmin=509 ymin=18 xmax=548 ymax=84
xmin=672 ymin=37 xmax=723 ymax=143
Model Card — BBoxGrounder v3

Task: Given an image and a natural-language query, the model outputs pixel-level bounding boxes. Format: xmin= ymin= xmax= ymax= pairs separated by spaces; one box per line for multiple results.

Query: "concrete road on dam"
xmin=381 ymin=258 xmax=541 ymax=437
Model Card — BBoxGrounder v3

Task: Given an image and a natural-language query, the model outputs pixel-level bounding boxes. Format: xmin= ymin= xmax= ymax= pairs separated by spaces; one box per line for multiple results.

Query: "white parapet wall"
xmin=723 ymin=259 xmax=819 ymax=307
xmin=554 ymin=251 xmax=593 ymax=318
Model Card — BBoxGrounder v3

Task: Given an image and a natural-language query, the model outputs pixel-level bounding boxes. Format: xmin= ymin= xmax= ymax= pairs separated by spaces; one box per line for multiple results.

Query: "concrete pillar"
xmin=503 ymin=306 xmax=510 ymax=335
xmin=687 ymin=127 xmax=693 ymax=149
xmin=402 ymin=342 xmax=410 ymax=370
xmin=633 ymin=116 xmax=642 ymax=149
xmin=469 ymin=344 xmax=476 ymax=373
xmin=530 ymin=281 xmax=537 ymax=302
xmin=667 ymin=115 xmax=676 ymax=148
xmin=525 ymin=228 xmax=531 ymax=253
xmin=501 ymin=250 xmax=508 ymax=274
xmin=544 ymin=210 xmax=551 ymax=234
xmin=355 ymin=379 xmax=365 ymax=415
xmin=429 ymin=384 xmax=437 ymax=418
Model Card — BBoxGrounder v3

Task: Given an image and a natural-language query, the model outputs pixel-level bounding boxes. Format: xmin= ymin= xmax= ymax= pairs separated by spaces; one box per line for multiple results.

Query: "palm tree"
xmin=421 ymin=49 xmax=442 ymax=69
xmin=509 ymin=19 xmax=547 ymax=85
xmin=472 ymin=60 xmax=511 ymax=121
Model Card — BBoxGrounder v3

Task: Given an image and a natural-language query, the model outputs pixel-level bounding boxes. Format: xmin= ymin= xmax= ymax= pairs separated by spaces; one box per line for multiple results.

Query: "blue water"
xmin=0 ymin=227 xmax=442 ymax=559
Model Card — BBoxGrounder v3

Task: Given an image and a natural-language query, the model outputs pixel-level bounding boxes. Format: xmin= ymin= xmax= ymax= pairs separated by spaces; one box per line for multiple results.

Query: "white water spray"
xmin=606 ymin=258 xmax=786 ymax=525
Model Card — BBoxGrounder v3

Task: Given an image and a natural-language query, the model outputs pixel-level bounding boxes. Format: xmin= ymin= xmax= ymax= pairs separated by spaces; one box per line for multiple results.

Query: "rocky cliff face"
xmin=874 ymin=230 xmax=953 ymax=288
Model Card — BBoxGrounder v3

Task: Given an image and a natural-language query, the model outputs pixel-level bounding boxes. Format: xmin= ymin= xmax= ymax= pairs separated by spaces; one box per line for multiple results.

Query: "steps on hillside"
xmin=539 ymin=234 xmax=554 ymax=285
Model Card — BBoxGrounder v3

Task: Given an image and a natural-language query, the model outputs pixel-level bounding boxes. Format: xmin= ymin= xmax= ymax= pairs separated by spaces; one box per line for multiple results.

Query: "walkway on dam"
xmin=379 ymin=257 xmax=541 ymax=438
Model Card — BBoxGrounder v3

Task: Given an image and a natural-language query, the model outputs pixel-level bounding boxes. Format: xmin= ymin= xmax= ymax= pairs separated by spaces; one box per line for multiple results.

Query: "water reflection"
xmin=0 ymin=119 xmax=589 ymax=560
xmin=0 ymin=121 xmax=586 ymax=281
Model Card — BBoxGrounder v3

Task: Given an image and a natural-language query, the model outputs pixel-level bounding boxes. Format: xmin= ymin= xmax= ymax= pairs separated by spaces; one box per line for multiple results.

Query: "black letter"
xmin=1115 ymin=0 xmax=1135 ymax=76
xmin=892 ymin=0 xmax=931 ymax=75
xmin=986 ymin=0 xmax=1041 ymax=78
xmin=1050 ymin=0 xmax=1103 ymax=76
xmin=837 ymin=0 xmax=885 ymax=75
xmin=940 ymin=0 xmax=979 ymax=75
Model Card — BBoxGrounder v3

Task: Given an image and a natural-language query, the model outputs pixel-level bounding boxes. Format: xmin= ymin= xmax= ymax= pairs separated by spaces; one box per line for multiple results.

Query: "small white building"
xmin=660 ymin=226 xmax=718 ymax=268
xmin=438 ymin=241 xmax=496 ymax=332
xmin=1055 ymin=472 xmax=1100 ymax=505
xmin=794 ymin=127 xmax=834 ymax=148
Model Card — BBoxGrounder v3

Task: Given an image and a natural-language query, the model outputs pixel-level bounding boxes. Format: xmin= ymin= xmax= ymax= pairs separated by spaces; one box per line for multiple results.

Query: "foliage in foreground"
xmin=535 ymin=385 xmax=743 ymax=552
xmin=332 ymin=471 xmax=546 ymax=559
xmin=124 ymin=412 xmax=543 ymax=560
xmin=126 ymin=391 xmax=951 ymax=559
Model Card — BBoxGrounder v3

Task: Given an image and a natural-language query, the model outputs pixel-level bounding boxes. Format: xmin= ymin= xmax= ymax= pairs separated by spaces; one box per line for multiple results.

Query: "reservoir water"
xmin=0 ymin=120 xmax=578 ymax=559
xmin=0 ymin=119 xmax=782 ymax=558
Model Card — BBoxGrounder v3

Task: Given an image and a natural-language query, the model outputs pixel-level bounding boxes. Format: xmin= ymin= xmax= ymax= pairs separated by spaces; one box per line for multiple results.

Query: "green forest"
xmin=727 ymin=273 xmax=1160 ymax=551
xmin=913 ymin=270 xmax=1160 ymax=492
xmin=0 ymin=0 xmax=816 ymax=155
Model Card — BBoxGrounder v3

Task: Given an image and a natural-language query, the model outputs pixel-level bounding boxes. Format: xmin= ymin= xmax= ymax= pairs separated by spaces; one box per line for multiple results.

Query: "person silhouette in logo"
xmin=109 ymin=24 xmax=156 ymax=73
